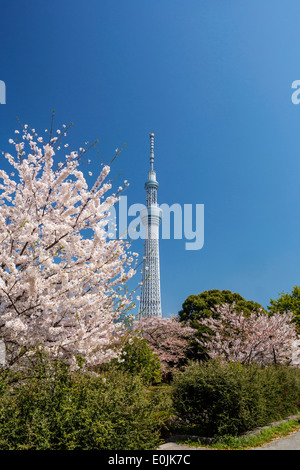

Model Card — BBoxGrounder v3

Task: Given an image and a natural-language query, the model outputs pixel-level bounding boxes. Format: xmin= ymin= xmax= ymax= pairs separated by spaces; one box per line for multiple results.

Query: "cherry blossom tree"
xmin=0 ymin=122 xmax=137 ymax=369
xmin=199 ymin=303 xmax=298 ymax=365
xmin=133 ymin=316 xmax=196 ymax=370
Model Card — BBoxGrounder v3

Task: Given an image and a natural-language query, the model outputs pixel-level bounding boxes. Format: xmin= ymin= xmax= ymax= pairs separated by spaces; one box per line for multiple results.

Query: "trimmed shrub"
xmin=172 ymin=360 xmax=300 ymax=437
xmin=0 ymin=359 xmax=172 ymax=450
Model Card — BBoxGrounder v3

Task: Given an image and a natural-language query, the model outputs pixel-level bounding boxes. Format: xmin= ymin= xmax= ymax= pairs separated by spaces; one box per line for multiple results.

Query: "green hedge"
xmin=172 ymin=360 xmax=300 ymax=437
xmin=0 ymin=361 xmax=172 ymax=450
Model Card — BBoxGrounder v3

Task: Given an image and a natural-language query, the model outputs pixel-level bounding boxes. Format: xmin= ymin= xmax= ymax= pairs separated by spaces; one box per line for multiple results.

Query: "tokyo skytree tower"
xmin=138 ymin=133 xmax=163 ymax=318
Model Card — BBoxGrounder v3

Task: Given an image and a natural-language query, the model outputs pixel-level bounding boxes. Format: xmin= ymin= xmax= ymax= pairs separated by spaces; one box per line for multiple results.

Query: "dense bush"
xmin=0 ymin=359 xmax=172 ymax=450
xmin=172 ymin=360 xmax=300 ymax=437
xmin=107 ymin=336 xmax=162 ymax=384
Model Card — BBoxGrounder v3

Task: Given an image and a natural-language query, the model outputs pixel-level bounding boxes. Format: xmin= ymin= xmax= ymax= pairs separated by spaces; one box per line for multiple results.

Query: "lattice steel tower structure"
xmin=139 ymin=133 xmax=162 ymax=318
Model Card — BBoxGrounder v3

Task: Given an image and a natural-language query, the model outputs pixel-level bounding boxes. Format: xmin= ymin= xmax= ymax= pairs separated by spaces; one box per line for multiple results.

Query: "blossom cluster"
xmin=0 ymin=124 xmax=137 ymax=368
xmin=134 ymin=316 xmax=196 ymax=369
xmin=199 ymin=303 xmax=298 ymax=365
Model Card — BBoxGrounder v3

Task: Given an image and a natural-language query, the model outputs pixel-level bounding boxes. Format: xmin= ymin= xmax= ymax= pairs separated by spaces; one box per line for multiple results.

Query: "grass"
xmin=179 ymin=419 xmax=300 ymax=450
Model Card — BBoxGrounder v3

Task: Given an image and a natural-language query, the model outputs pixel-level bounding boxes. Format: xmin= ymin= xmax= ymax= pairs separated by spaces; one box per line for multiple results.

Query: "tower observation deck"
xmin=138 ymin=133 xmax=162 ymax=318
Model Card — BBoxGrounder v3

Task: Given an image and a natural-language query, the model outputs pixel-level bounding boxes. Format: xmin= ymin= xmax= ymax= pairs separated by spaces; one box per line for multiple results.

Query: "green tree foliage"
xmin=268 ymin=286 xmax=300 ymax=332
xmin=107 ymin=336 xmax=162 ymax=384
xmin=179 ymin=289 xmax=264 ymax=324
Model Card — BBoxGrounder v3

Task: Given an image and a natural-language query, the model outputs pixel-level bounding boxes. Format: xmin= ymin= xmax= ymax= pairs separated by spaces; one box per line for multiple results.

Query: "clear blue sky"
xmin=1 ymin=0 xmax=300 ymax=317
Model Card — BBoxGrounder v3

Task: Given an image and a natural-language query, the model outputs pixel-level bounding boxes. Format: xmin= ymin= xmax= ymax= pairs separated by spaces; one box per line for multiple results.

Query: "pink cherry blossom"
xmin=0 ymin=125 xmax=137 ymax=369
xmin=199 ymin=303 xmax=298 ymax=365
xmin=134 ymin=316 xmax=196 ymax=369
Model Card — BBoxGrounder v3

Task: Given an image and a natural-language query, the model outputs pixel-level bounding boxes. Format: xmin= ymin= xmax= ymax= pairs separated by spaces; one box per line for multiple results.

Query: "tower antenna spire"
xmin=139 ymin=132 xmax=162 ymax=319
xmin=150 ymin=132 xmax=155 ymax=171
